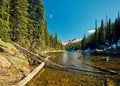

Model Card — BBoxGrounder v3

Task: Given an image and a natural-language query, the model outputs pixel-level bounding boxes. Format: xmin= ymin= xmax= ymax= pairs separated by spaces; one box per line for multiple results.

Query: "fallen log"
xmin=13 ymin=43 xmax=45 ymax=61
xmin=85 ymin=63 xmax=117 ymax=75
xmin=12 ymin=62 xmax=45 ymax=86
xmin=13 ymin=43 xmax=65 ymax=68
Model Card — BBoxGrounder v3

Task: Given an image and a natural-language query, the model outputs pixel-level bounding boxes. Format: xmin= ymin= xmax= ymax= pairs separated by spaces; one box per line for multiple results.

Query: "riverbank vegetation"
xmin=66 ymin=13 xmax=120 ymax=52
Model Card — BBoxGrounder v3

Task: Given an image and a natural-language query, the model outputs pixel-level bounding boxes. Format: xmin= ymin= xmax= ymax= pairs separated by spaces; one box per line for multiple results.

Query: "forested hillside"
xmin=66 ymin=13 xmax=120 ymax=50
xmin=0 ymin=0 xmax=64 ymax=52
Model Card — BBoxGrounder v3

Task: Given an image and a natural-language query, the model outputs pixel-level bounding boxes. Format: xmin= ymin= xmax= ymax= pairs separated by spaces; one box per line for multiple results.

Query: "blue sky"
xmin=43 ymin=0 xmax=120 ymax=40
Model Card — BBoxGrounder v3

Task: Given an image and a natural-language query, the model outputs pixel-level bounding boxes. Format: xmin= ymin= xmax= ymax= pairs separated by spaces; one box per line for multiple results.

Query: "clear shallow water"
xmin=27 ymin=51 xmax=120 ymax=86
xmin=49 ymin=51 xmax=95 ymax=72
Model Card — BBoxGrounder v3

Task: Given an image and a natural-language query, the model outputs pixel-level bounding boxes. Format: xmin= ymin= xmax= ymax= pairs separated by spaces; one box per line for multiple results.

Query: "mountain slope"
xmin=62 ymin=38 xmax=81 ymax=45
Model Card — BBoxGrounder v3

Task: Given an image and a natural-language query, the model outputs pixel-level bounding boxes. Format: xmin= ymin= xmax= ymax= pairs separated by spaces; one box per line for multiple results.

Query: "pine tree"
xmin=54 ymin=33 xmax=58 ymax=49
xmin=107 ymin=19 xmax=113 ymax=44
xmin=117 ymin=12 xmax=120 ymax=41
xmin=28 ymin=0 xmax=37 ymax=49
xmin=0 ymin=0 xmax=11 ymax=42
xmin=113 ymin=12 xmax=120 ymax=43
xmin=95 ymin=20 xmax=99 ymax=41
xmin=113 ymin=16 xmax=120 ymax=43
xmin=50 ymin=34 xmax=54 ymax=48
xmin=93 ymin=20 xmax=99 ymax=48
xmin=99 ymin=20 xmax=106 ymax=45
xmin=44 ymin=22 xmax=50 ymax=49
xmin=28 ymin=0 xmax=46 ymax=50
xmin=81 ymin=34 xmax=86 ymax=50
xmin=10 ymin=0 xmax=28 ymax=46
xmin=0 ymin=0 xmax=64 ymax=51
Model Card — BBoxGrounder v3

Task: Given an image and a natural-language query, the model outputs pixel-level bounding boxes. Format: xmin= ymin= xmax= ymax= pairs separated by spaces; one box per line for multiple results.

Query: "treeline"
xmin=0 ymin=0 xmax=64 ymax=52
xmin=66 ymin=13 xmax=120 ymax=50
xmin=66 ymin=42 xmax=81 ymax=50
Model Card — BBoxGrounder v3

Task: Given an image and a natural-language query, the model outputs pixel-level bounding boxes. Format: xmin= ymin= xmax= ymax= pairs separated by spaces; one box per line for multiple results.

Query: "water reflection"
xmin=61 ymin=51 xmax=82 ymax=67
xmin=60 ymin=51 xmax=93 ymax=70
xmin=62 ymin=51 xmax=69 ymax=63
xmin=50 ymin=51 xmax=120 ymax=86
xmin=25 ymin=51 xmax=120 ymax=86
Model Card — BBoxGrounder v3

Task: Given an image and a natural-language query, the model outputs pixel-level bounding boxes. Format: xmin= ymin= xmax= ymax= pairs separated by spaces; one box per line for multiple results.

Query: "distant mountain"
xmin=61 ymin=38 xmax=82 ymax=45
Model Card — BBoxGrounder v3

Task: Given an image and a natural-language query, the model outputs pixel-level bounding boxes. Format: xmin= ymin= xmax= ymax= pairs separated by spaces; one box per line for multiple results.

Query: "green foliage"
xmin=44 ymin=22 xmax=50 ymax=49
xmin=66 ymin=42 xmax=81 ymax=50
xmin=113 ymin=15 xmax=120 ymax=43
xmin=0 ymin=19 xmax=11 ymax=42
xmin=0 ymin=0 xmax=64 ymax=51
xmin=66 ymin=13 xmax=120 ymax=50
xmin=48 ymin=33 xmax=64 ymax=50
xmin=99 ymin=20 xmax=106 ymax=45
xmin=106 ymin=19 xmax=113 ymax=44
xmin=10 ymin=0 xmax=28 ymax=46
xmin=94 ymin=20 xmax=99 ymax=44
xmin=81 ymin=34 xmax=87 ymax=50
xmin=0 ymin=0 xmax=11 ymax=42
xmin=83 ymin=16 xmax=120 ymax=50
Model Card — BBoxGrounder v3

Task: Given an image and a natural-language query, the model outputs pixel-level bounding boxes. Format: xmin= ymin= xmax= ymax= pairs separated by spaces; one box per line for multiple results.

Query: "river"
xmin=26 ymin=51 xmax=120 ymax=86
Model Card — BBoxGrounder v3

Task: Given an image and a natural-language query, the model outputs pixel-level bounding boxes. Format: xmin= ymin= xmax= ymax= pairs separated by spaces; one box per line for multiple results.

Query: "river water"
xmin=27 ymin=51 xmax=120 ymax=86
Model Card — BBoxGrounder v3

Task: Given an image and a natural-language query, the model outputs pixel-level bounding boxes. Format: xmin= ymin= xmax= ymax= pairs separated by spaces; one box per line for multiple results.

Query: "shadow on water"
xmin=45 ymin=64 xmax=107 ymax=75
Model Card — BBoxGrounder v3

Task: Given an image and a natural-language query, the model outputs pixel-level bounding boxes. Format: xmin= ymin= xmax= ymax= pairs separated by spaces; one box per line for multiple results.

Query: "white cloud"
xmin=88 ymin=29 xmax=95 ymax=34
xmin=49 ymin=14 xmax=53 ymax=19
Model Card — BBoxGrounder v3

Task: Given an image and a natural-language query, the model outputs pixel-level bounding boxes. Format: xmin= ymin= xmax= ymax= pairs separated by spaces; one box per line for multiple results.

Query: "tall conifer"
xmin=0 ymin=0 xmax=11 ymax=42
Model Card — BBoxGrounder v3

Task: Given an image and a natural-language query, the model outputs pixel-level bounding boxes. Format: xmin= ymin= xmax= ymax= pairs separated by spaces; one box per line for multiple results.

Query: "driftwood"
xmin=13 ymin=62 xmax=45 ymax=86
xmin=13 ymin=43 xmax=46 ymax=62
xmin=13 ymin=43 xmax=65 ymax=68
xmin=12 ymin=43 xmax=51 ymax=86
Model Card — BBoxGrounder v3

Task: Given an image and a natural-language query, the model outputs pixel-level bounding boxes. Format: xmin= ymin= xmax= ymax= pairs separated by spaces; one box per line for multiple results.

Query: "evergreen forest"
xmin=0 ymin=0 xmax=64 ymax=52
xmin=66 ymin=13 xmax=120 ymax=50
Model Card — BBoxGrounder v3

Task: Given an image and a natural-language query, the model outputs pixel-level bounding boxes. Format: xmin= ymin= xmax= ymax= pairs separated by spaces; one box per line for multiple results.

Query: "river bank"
xmin=0 ymin=39 xmax=31 ymax=85
xmin=0 ymin=39 xmax=65 ymax=85
xmin=81 ymin=47 xmax=120 ymax=57
xmin=91 ymin=49 xmax=120 ymax=57
xmin=42 ymin=50 xmax=65 ymax=54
